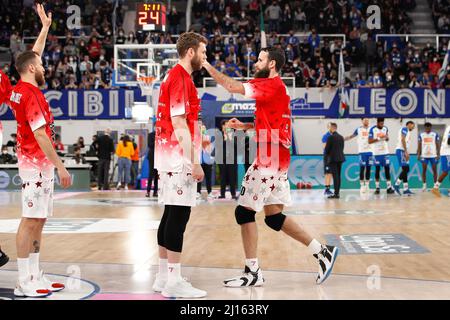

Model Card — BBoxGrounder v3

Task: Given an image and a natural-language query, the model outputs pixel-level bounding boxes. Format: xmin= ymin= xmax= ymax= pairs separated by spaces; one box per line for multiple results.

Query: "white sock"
xmin=158 ymin=258 xmax=168 ymax=278
xmin=395 ymin=179 xmax=401 ymax=186
xmin=435 ymin=181 xmax=441 ymax=188
xmin=17 ymin=258 xmax=30 ymax=283
xmin=360 ymin=180 xmax=365 ymax=187
xmin=167 ymin=263 xmax=182 ymax=284
xmin=29 ymin=253 xmax=40 ymax=278
xmin=404 ymin=183 xmax=409 ymax=191
xmin=245 ymin=258 xmax=259 ymax=272
xmin=376 ymin=181 xmax=380 ymax=188
xmin=308 ymin=239 xmax=322 ymax=256
xmin=423 ymin=183 xmax=427 ymax=189
xmin=387 ymin=181 xmax=392 ymax=188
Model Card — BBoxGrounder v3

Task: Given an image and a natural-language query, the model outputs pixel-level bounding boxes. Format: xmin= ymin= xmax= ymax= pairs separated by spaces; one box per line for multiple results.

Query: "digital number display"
xmin=136 ymin=3 xmax=167 ymax=31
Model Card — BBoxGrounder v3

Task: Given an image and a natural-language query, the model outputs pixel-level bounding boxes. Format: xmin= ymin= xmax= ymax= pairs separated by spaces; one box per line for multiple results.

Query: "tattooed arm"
xmin=202 ymin=61 xmax=245 ymax=95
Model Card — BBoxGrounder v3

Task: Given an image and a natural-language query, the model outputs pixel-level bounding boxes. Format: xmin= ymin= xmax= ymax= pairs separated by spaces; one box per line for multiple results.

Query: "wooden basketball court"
xmin=0 ymin=189 xmax=449 ymax=299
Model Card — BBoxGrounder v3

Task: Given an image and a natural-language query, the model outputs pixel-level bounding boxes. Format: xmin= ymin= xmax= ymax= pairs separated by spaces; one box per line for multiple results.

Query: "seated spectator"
xmin=74 ymin=136 xmax=85 ymax=149
xmin=368 ymin=72 xmax=384 ymax=88
xmin=353 ymin=73 xmax=367 ymax=88
xmin=6 ymin=134 xmax=17 ymax=148
xmin=0 ymin=145 xmax=13 ymax=164
xmin=428 ymin=55 xmax=442 ymax=76
xmin=224 ymin=57 xmax=242 ymax=77
xmin=444 ymin=73 xmax=450 ymax=89
xmin=419 ymin=71 xmax=433 ymax=88
xmin=385 ymin=70 xmax=396 ymax=88
xmin=54 ymin=134 xmax=65 ymax=152
xmin=73 ymin=146 xmax=87 ymax=165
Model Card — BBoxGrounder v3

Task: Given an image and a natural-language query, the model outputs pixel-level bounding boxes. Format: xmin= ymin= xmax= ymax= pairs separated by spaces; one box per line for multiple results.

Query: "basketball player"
xmin=393 ymin=121 xmax=415 ymax=196
xmin=0 ymin=68 xmax=12 ymax=268
xmin=9 ymin=4 xmax=72 ymax=298
xmin=202 ymin=47 xmax=339 ymax=287
xmin=368 ymin=118 xmax=395 ymax=195
xmin=417 ymin=123 xmax=440 ymax=191
xmin=322 ymin=123 xmax=333 ymax=196
xmin=431 ymin=125 xmax=450 ymax=197
xmin=152 ymin=32 xmax=208 ymax=298
xmin=345 ymin=118 xmax=372 ymax=193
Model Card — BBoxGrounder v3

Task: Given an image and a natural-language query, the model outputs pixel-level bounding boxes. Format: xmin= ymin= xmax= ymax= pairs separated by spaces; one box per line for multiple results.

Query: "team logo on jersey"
xmin=10 ymin=91 xmax=22 ymax=104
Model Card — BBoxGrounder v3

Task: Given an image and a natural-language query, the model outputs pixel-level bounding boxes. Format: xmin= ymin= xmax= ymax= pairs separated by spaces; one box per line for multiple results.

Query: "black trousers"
xmin=197 ymin=163 xmax=212 ymax=194
xmin=146 ymin=153 xmax=158 ymax=194
xmin=219 ymin=163 xmax=237 ymax=197
xmin=97 ymin=159 xmax=111 ymax=189
xmin=329 ymin=162 xmax=343 ymax=195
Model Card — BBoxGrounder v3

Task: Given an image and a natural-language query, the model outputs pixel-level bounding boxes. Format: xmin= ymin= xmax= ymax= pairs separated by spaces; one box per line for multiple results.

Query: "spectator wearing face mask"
xmin=396 ymin=73 xmax=408 ymax=88
xmin=428 ymin=56 xmax=442 ymax=76
xmin=369 ymin=72 xmax=384 ymax=88
xmin=385 ymin=71 xmax=396 ymax=88
xmin=116 ymin=29 xmax=126 ymax=44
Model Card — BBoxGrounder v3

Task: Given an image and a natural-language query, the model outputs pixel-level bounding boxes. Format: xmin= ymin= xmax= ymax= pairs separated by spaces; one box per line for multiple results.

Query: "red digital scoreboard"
xmin=136 ymin=3 xmax=167 ymax=32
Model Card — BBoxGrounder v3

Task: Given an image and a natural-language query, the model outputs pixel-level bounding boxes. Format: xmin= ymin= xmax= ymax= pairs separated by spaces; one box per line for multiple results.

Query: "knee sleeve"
xmin=157 ymin=205 xmax=170 ymax=247
xmin=365 ymin=166 xmax=371 ymax=181
xmin=359 ymin=167 xmax=365 ymax=181
xmin=264 ymin=213 xmax=286 ymax=231
xmin=163 ymin=205 xmax=191 ymax=252
xmin=375 ymin=166 xmax=381 ymax=180
xmin=385 ymin=166 xmax=391 ymax=180
xmin=235 ymin=205 xmax=256 ymax=225
xmin=401 ymin=166 xmax=410 ymax=182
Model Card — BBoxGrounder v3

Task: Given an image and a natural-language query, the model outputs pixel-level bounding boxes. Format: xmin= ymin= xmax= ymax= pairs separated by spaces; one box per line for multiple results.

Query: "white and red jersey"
xmin=9 ymin=80 xmax=55 ymax=179
xmin=0 ymin=70 xmax=12 ymax=146
xmin=243 ymin=76 xmax=291 ymax=172
xmin=154 ymin=64 xmax=201 ymax=172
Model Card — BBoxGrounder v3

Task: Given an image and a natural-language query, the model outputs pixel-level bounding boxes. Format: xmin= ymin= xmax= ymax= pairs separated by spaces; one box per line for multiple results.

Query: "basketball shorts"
xmin=359 ymin=152 xmax=373 ymax=167
xmin=396 ymin=149 xmax=409 ymax=167
xmin=238 ymin=161 xmax=292 ymax=212
xmin=441 ymin=155 xmax=450 ymax=173
xmin=373 ymin=154 xmax=390 ymax=167
xmin=21 ymin=169 xmax=55 ymax=219
xmin=420 ymin=157 xmax=437 ymax=166
xmin=158 ymin=166 xmax=197 ymax=207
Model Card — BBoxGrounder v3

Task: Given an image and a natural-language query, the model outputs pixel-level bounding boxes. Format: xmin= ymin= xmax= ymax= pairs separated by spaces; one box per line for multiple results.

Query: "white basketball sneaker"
xmin=36 ymin=270 xmax=65 ymax=292
xmin=152 ymin=273 xmax=167 ymax=292
xmin=223 ymin=266 xmax=265 ymax=287
xmin=14 ymin=276 xmax=52 ymax=298
xmin=161 ymin=279 xmax=207 ymax=298
xmin=314 ymin=245 xmax=339 ymax=285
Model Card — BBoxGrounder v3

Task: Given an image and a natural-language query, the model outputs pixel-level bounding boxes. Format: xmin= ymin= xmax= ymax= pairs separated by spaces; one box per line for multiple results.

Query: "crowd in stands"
xmin=1 ymin=0 xmax=449 ymax=89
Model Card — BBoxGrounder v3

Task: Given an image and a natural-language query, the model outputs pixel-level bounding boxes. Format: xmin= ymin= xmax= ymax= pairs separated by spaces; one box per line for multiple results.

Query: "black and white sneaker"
xmin=0 ymin=248 xmax=9 ymax=268
xmin=313 ymin=245 xmax=339 ymax=285
xmin=223 ymin=266 xmax=264 ymax=287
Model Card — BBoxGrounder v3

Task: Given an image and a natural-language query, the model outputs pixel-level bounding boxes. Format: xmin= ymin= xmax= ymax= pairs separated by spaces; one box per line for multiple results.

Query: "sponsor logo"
xmin=221 ymin=103 xmax=255 ymax=114
xmin=324 ymin=234 xmax=430 ymax=255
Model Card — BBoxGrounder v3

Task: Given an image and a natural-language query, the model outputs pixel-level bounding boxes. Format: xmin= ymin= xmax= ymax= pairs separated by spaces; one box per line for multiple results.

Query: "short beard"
xmin=191 ymin=54 xmax=202 ymax=71
xmin=254 ymin=67 xmax=270 ymax=78
xmin=35 ymin=71 xmax=45 ymax=86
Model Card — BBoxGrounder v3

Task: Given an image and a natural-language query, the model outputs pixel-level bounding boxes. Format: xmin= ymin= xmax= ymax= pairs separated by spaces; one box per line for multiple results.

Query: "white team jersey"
xmin=440 ymin=126 xmax=450 ymax=156
xmin=353 ymin=126 xmax=371 ymax=154
xmin=396 ymin=127 xmax=412 ymax=152
xmin=419 ymin=131 xmax=439 ymax=158
xmin=369 ymin=126 xmax=389 ymax=156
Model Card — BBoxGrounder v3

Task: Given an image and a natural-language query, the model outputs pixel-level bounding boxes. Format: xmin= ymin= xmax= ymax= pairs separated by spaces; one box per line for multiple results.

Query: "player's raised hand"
xmin=36 ymin=3 xmax=52 ymax=29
